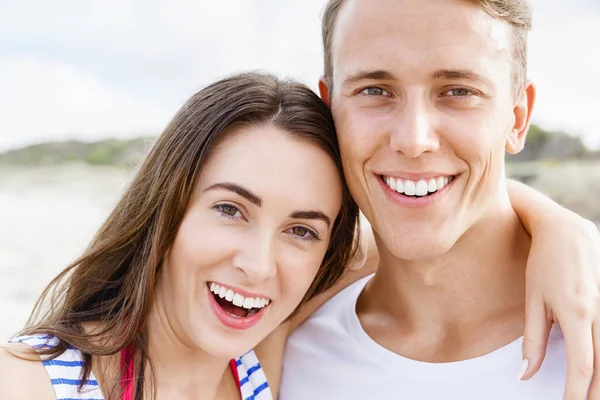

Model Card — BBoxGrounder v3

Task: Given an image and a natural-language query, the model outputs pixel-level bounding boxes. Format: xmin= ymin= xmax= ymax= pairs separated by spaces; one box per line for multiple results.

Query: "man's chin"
xmin=379 ymin=232 xmax=457 ymax=262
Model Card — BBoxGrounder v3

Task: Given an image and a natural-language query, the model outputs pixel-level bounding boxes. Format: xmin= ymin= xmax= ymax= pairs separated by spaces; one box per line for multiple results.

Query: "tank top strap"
xmin=231 ymin=349 xmax=273 ymax=400
xmin=120 ymin=344 xmax=135 ymax=400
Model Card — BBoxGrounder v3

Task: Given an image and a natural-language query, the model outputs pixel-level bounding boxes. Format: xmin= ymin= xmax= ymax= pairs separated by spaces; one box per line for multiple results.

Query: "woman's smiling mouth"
xmin=207 ymin=282 xmax=271 ymax=329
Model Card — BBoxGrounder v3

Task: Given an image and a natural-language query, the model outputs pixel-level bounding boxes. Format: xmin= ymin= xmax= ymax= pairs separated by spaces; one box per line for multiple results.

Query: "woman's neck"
xmin=144 ymin=293 xmax=232 ymax=399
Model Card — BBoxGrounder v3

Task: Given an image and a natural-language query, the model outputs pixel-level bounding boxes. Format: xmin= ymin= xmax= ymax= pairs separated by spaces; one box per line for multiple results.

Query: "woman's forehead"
xmin=197 ymin=124 xmax=343 ymax=213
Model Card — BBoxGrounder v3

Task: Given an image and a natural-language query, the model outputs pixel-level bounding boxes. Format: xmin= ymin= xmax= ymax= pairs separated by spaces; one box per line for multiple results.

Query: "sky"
xmin=1 ymin=0 xmax=599 ymax=151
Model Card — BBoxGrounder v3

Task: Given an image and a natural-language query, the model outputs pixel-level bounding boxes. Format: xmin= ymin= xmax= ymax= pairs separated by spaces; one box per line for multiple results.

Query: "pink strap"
xmin=120 ymin=345 xmax=135 ymax=400
xmin=230 ymin=359 xmax=241 ymax=388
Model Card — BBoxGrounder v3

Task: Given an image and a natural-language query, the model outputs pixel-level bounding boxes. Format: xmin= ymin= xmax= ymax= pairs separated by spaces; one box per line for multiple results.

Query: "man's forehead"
xmin=331 ymin=0 xmax=512 ymax=81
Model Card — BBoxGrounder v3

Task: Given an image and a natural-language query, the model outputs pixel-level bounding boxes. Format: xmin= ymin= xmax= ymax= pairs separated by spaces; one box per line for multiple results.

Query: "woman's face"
xmin=155 ymin=123 xmax=343 ymax=359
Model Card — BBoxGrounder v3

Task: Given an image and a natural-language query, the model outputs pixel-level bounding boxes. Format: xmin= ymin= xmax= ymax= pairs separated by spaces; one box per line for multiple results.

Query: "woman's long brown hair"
xmin=16 ymin=72 xmax=360 ymax=399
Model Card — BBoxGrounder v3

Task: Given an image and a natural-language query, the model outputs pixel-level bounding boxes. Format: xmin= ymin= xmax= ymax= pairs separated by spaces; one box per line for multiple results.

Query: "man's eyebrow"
xmin=289 ymin=210 xmax=331 ymax=227
xmin=203 ymin=182 xmax=261 ymax=207
xmin=342 ymin=70 xmax=397 ymax=86
xmin=432 ymin=69 xmax=493 ymax=86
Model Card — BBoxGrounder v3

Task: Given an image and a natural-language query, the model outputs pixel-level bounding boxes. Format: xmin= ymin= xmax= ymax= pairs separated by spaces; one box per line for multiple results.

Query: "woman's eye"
xmin=288 ymin=226 xmax=320 ymax=242
xmin=360 ymin=87 xmax=391 ymax=97
xmin=215 ymin=204 xmax=241 ymax=219
xmin=293 ymin=226 xmax=309 ymax=237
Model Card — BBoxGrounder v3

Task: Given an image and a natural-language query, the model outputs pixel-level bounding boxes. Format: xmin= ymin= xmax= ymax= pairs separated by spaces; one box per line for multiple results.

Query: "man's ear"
xmin=506 ymin=80 xmax=536 ymax=154
xmin=318 ymin=76 xmax=331 ymax=107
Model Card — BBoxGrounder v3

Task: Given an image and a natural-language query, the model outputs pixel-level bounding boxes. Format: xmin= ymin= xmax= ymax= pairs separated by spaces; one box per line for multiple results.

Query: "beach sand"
xmin=0 ymin=165 xmax=133 ymax=341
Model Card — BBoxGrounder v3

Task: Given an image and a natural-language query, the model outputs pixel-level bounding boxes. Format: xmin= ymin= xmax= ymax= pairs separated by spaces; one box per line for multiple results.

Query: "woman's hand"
xmin=508 ymin=179 xmax=600 ymax=399
xmin=521 ymin=215 xmax=600 ymax=400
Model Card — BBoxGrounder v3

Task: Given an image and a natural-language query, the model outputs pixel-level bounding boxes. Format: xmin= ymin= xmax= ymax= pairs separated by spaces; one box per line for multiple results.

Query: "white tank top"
xmin=280 ymin=274 xmax=568 ymax=400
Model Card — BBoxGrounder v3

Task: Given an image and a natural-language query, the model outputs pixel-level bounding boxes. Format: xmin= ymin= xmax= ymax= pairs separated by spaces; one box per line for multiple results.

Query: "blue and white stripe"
xmin=10 ymin=334 xmax=104 ymax=400
xmin=233 ymin=349 xmax=272 ymax=400
xmin=11 ymin=334 xmax=272 ymax=400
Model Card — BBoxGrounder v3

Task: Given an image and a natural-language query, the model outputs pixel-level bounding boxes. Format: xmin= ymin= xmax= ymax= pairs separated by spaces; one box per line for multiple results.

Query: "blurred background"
xmin=1 ymin=0 xmax=599 ymax=341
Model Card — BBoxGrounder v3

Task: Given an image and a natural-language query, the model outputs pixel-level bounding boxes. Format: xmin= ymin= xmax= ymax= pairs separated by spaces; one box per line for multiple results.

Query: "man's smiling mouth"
xmin=380 ymin=175 xmax=456 ymax=198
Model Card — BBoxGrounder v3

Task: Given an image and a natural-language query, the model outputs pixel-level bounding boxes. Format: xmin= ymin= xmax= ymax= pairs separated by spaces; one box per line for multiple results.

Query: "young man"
xmin=280 ymin=0 xmax=598 ymax=398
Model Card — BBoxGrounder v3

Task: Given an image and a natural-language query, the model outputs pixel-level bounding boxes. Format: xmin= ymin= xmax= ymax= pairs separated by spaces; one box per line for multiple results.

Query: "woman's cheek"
xmin=281 ymin=255 xmax=323 ymax=304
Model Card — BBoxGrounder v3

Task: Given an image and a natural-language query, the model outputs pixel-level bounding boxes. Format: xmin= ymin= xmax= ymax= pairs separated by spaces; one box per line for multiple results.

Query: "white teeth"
xmin=436 ymin=177 xmax=445 ymax=190
xmin=383 ymin=175 xmax=454 ymax=197
xmin=232 ymin=293 xmax=244 ymax=307
xmin=209 ymin=283 xmax=270 ymax=311
xmin=385 ymin=176 xmax=392 ymax=188
xmin=242 ymin=297 xmax=254 ymax=309
xmin=388 ymin=177 xmax=397 ymax=191
xmin=404 ymin=180 xmax=416 ymax=195
xmin=415 ymin=180 xmax=428 ymax=196
xmin=396 ymin=179 xmax=405 ymax=193
xmin=428 ymin=178 xmax=437 ymax=193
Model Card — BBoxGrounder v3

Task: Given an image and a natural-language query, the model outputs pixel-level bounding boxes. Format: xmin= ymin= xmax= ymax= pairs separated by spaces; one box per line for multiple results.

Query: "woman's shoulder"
xmin=1 ymin=334 xmax=105 ymax=400
xmin=0 ymin=339 xmax=56 ymax=400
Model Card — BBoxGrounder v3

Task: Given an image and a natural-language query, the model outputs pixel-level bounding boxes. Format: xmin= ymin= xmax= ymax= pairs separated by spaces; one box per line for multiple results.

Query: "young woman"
xmin=0 ymin=72 xmax=360 ymax=399
xmin=0 ymin=72 xmax=598 ymax=400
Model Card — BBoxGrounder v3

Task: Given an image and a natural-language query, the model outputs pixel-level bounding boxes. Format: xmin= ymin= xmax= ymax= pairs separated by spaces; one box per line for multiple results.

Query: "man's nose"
xmin=389 ymin=98 xmax=440 ymax=158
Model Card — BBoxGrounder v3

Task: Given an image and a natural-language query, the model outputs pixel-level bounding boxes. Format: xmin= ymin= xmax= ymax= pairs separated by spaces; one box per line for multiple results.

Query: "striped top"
xmin=231 ymin=349 xmax=273 ymax=400
xmin=10 ymin=334 xmax=104 ymax=400
xmin=11 ymin=334 xmax=272 ymax=400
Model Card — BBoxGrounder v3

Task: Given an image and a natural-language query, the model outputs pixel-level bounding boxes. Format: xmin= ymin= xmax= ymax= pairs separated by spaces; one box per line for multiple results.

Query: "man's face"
xmin=325 ymin=0 xmax=534 ymax=260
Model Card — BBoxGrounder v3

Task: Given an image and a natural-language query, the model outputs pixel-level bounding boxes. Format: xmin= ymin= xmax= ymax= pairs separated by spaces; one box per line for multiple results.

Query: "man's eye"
xmin=444 ymin=88 xmax=472 ymax=97
xmin=360 ymin=87 xmax=391 ymax=96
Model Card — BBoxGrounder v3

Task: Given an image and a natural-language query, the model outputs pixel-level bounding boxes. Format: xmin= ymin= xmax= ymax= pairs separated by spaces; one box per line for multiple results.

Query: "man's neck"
xmin=358 ymin=204 xmax=531 ymax=363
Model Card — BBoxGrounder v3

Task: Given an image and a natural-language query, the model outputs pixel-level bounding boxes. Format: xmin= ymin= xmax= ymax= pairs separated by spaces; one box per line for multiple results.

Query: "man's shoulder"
xmin=253 ymin=322 xmax=290 ymax=398
xmin=289 ymin=272 xmax=373 ymax=333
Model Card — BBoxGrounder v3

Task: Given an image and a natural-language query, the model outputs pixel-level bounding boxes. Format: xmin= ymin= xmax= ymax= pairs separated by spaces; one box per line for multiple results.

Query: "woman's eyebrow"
xmin=204 ymin=182 xmax=262 ymax=206
xmin=289 ymin=210 xmax=331 ymax=228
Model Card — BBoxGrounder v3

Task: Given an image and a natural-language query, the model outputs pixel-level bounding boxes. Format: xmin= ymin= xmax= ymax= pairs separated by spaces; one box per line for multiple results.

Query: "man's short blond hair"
xmin=322 ymin=0 xmax=532 ymax=95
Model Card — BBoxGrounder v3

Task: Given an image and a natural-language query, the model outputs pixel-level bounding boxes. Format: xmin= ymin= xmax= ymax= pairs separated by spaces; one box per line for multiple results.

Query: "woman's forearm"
xmin=506 ymin=178 xmax=590 ymax=234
